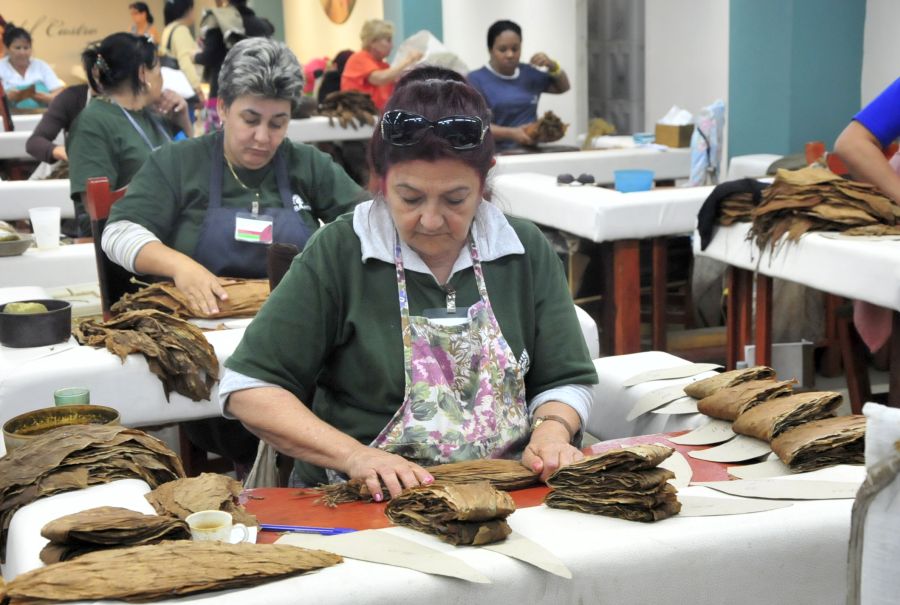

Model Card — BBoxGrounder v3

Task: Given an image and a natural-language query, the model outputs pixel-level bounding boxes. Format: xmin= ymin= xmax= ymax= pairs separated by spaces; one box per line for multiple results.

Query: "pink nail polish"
xmin=374 ymin=493 xmax=383 ymax=502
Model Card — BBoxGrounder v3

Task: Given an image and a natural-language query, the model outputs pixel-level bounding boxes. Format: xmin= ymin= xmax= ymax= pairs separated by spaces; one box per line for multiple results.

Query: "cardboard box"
xmin=655 ymin=123 xmax=694 ymax=148
xmin=742 ymin=341 xmax=815 ymax=389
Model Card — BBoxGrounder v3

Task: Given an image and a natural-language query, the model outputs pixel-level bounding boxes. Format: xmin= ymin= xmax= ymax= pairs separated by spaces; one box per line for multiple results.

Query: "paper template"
xmin=669 ymin=419 xmax=736 ymax=446
xmin=621 ymin=363 xmax=722 ymax=387
xmin=481 ymin=531 xmax=572 ymax=579
xmin=651 ymin=397 xmax=699 ymax=415
xmin=696 ymin=479 xmax=861 ymax=500
xmin=677 ymin=495 xmax=792 ymax=516
xmin=658 ymin=450 xmax=693 ymax=488
xmin=277 ymin=529 xmax=490 ymax=583
xmin=627 ymin=385 xmax=693 ymax=421
xmin=728 ymin=455 xmax=792 ymax=480
xmin=688 ymin=435 xmax=771 ymax=463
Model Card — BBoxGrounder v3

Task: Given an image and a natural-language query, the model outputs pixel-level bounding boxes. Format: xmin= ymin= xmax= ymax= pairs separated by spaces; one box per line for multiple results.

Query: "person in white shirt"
xmin=0 ymin=24 xmax=64 ymax=109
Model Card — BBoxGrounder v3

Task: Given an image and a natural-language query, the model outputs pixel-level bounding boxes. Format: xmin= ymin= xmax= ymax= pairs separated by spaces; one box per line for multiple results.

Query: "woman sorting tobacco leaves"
xmin=221 ymin=67 xmax=597 ymax=500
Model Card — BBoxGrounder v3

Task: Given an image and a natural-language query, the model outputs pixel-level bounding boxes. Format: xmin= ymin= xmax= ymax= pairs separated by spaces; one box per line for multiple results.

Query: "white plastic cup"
xmin=28 ymin=206 xmax=61 ymax=249
xmin=185 ymin=510 xmax=250 ymax=543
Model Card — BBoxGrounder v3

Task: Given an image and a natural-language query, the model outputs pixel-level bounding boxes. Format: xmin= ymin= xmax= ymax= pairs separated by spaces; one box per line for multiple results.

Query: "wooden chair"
xmin=0 ymin=82 xmax=13 ymax=133
xmin=83 ymin=177 xmax=142 ymax=320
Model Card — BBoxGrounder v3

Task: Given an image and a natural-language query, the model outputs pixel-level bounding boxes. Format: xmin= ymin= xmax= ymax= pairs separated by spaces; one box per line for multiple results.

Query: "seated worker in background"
xmin=340 ymin=19 xmax=421 ymax=111
xmin=102 ymin=38 xmax=364 ymax=472
xmin=67 ymin=33 xmax=189 ymax=235
xmin=0 ymin=24 xmax=64 ymax=110
xmin=221 ymin=67 xmax=597 ymax=498
xmin=467 ymin=20 xmax=570 ymax=150
xmin=833 ymin=78 xmax=899 ymax=363
xmin=26 ymin=83 xmax=92 ymax=164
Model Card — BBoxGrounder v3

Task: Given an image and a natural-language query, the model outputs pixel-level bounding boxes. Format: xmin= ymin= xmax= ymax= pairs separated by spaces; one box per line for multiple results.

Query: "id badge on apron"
xmin=234 ymin=211 xmax=274 ymax=244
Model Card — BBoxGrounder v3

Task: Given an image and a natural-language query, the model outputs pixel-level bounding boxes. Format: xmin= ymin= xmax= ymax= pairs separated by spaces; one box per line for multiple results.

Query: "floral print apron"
xmin=369 ymin=233 xmax=530 ymax=465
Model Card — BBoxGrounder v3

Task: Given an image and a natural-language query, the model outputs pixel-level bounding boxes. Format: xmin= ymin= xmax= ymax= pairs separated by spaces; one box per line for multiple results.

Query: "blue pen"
xmin=259 ymin=523 xmax=356 ymax=535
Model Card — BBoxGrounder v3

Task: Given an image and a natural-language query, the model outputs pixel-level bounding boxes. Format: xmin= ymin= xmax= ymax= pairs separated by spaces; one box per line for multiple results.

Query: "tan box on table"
xmin=654 ymin=123 xmax=694 ymax=148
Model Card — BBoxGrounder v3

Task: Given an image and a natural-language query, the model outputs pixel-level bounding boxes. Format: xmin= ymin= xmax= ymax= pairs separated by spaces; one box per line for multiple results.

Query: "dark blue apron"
xmin=193 ymin=133 xmax=313 ymax=277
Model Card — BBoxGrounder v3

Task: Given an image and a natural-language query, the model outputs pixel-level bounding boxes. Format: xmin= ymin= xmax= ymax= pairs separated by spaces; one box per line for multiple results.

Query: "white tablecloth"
xmin=587 ymin=351 xmax=708 ymax=440
xmin=695 ymin=223 xmax=900 ymax=312
xmin=1 ymin=470 xmax=861 ymax=605
xmin=286 ymin=116 xmax=374 ymax=143
xmin=493 ymin=147 xmax=691 ymax=182
xmin=0 ymin=243 xmax=98 ymax=288
xmin=7 ymin=114 xmax=42 ymax=132
xmin=726 ymin=154 xmax=782 ymax=180
xmin=0 ymin=327 xmax=244 ymax=456
xmin=0 ymin=286 xmax=49 ymax=305
xmin=0 ymin=179 xmax=74 ymax=220
xmin=0 ymin=130 xmax=61 ymax=160
xmin=492 ymin=173 xmax=711 ymax=242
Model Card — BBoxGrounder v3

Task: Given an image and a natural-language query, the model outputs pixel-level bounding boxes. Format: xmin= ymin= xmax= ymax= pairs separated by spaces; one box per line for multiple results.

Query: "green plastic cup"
xmin=54 ymin=387 xmax=91 ymax=406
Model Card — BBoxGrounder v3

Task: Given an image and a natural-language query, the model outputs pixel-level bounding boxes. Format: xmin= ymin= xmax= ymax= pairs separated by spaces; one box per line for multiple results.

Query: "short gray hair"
xmin=217 ymin=38 xmax=304 ymax=110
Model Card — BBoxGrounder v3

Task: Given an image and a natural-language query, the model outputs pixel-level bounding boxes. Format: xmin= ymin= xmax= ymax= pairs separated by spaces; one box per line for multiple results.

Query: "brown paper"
xmin=3 ymin=541 xmax=341 ymax=603
xmin=111 ymin=279 xmax=269 ymax=319
xmin=732 ymin=391 xmax=842 ymax=442
xmin=144 ymin=473 xmax=257 ymax=527
xmin=384 ymin=482 xmax=515 ymax=546
xmin=770 ymin=415 xmax=866 ymax=472
xmin=545 ymin=488 xmax=681 ymax=522
xmin=682 ymin=366 xmax=776 ymax=399
xmin=697 ymin=379 xmax=795 ymax=421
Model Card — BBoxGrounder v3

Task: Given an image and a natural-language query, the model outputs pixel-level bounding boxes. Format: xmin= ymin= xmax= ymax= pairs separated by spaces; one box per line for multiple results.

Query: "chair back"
xmin=0 ymin=83 xmax=13 ymax=133
xmin=84 ymin=177 xmax=139 ymax=319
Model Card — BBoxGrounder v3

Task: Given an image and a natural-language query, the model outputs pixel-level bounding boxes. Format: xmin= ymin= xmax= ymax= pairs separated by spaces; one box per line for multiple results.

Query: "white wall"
xmin=861 ymin=0 xmax=899 ymax=107
xmin=442 ymin=0 xmax=588 ymax=147
xmin=283 ymin=0 xmax=383 ymax=65
xmin=644 ymin=0 xmax=729 ymax=133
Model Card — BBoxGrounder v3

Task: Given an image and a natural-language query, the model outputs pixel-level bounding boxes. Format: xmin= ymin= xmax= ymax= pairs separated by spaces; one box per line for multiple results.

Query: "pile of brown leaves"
xmin=144 ymin=473 xmax=257 ymax=527
xmin=39 ymin=506 xmax=189 ymax=564
xmin=770 ymin=415 xmax=866 ymax=472
xmin=749 ymin=166 xmax=900 ymax=251
xmin=523 ymin=110 xmax=568 ymax=144
xmin=111 ymin=279 xmax=269 ymax=319
xmin=319 ymin=90 xmax=378 ymax=129
xmin=385 ymin=482 xmax=515 ymax=545
xmin=1 ymin=541 xmax=342 ymax=603
xmin=74 ymin=310 xmax=218 ymax=401
xmin=545 ymin=444 xmax=680 ymax=522
xmin=0 ymin=425 xmax=184 ymax=561
xmin=318 ymin=458 xmax=538 ymax=506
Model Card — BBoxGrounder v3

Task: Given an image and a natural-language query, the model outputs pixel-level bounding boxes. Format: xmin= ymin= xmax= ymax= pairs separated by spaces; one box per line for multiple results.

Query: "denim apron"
xmin=369 ymin=233 xmax=531 ymax=466
xmin=193 ymin=133 xmax=313 ymax=277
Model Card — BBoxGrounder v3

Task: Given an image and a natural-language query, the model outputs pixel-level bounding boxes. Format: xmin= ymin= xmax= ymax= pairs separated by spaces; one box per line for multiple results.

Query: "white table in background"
xmin=726 ymin=154 xmax=782 ymax=180
xmin=493 ymin=172 xmax=712 ymax=354
xmin=8 ymin=114 xmax=42 ymax=132
xmin=493 ymin=147 xmax=691 ymax=182
xmin=0 ymin=243 xmax=97 ymax=288
xmin=286 ymin=116 xmax=374 ymax=143
xmin=695 ymin=222 xmax=900 ymax=408
xmin=0 ymin=179 xmax=73 ymax=220
xmin=0 ymin=130 xmax=61 ymax=160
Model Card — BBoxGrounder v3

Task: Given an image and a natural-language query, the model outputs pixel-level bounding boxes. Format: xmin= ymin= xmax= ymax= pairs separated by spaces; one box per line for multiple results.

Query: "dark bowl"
xmin=0 ymin=299 xmax=72 ymax=348
xmin=3 ymin=405 xmax=120 ymax=453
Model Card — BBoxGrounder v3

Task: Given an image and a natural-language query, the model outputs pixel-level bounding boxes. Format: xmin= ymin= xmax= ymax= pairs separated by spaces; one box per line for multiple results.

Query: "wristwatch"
xmin=530 ymin=414 xmax=575 ymax=441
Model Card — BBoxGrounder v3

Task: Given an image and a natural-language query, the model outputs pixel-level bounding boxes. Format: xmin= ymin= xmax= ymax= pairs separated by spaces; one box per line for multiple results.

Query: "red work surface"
xmin=243 ymin=431 xmax=731 ymax=545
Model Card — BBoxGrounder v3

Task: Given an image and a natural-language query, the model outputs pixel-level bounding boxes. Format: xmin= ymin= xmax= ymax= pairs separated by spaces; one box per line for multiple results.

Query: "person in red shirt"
xmin=340 ymin=19 xmax=421 ymax=111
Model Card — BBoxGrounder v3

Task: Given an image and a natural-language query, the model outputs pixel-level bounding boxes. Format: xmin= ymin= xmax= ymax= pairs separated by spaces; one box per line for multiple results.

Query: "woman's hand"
xmin=399 ymin=49 xmax=424 ymax=69
xmin=530 ymin=52 xmax=558 ymax=71
xmin=345 ymin=446 xmax=434 ymax=502
xmin=154 ymin=90 xmax=192 ymax=136
xmin=51 ymin=145 xmax=68 ymax=162
xmin=522 ymin=420 xmax=584 ymax=482
xmin=172 ymin=260 xmax=229 ymax=315
xmin=512 ymin=125 xmax=536 ymax=146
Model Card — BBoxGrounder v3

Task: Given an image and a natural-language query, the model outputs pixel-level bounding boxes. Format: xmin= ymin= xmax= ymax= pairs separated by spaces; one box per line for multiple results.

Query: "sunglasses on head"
xmin=380 ymin=110 xmax=487 ymax=150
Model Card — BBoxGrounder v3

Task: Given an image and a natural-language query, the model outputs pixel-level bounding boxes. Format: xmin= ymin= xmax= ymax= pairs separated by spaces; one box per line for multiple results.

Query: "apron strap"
xmin=209 ymin=130 xmax=225 ymax=209
xmin=272 ymin=144 xmax=295 ymax=210
xmin=116 ymin=103 xmax=171 ymax=151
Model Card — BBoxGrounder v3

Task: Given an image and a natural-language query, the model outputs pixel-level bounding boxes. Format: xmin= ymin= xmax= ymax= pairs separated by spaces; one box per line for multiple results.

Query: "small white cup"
xmin=28 ymin=206 xmax=61 ymax=250
xmin=185 ymin=510 xmax=249 ymax=543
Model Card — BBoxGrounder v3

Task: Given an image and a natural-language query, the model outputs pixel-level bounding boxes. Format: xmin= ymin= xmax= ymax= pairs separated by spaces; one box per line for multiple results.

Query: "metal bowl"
xmin=2 ymin=404 xmax=120 ymax=453
xmin=0 ymin=234 xmax=33 ymax=257
xmin=0 ymin=299 xmax=72 ymax=348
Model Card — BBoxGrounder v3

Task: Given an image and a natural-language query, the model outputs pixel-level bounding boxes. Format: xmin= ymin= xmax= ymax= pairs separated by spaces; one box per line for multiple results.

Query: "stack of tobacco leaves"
xmin=111 ymin=279 xmax=269 ymax=319
xmin=683 ymin=365 xmax=776 ymax=399
xmin=545 ymin=444 xmax=680 ymax=522
xmin=384 ymin=482 xmax=515 ymax=545
xmin=73 ymin=309 xmax=218 ymax=401
xmin=0 ymin=425 xmax=184 ymax=562
xmin=1 ymin=541 xmax=342 ymax=603
xmin=696 ymin=379 xmax=796 ymax=422
xmin=749 ymin=166 xmax=900 ymax=252
xmin=719 ymin=192 xmax=758 ymax=225
xmin=319 ymin=90 xmax=378 ymax=129
xmin=39 ymin=506 xmax=188 ymax=564
xmin=145 ymin=473 xmax=257 ymax=527
xmin=523 ymin=110 xmax=568 ymax=144
xmin=770 ymin=415 xmax=866 ymax=472
xmin=318 ymin=458 xmax=538 ymax=506
xmin=732 ymin=391 xmax=842 ymax=442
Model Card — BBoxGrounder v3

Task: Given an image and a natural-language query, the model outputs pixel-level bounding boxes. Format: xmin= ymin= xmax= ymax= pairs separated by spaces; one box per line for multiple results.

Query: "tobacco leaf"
xmin=145 ymin=473 xmax=257 ymax=527
xmin=682 ymin=366 xmax=776 ymax=400
xmin=111 ymin=279 xmax=269 ymax=319
xmin=770 ymin=415 xmax=866 ymax=472
xmin=697 ymin=379 xmax=796 ymax=421
xmin=523 ymin=111 xmax=569 ymax=144
xmin=318 ymin=91 xmax=379 ymax=129
xmin=732 ymin=391 xmax=842 ymax=442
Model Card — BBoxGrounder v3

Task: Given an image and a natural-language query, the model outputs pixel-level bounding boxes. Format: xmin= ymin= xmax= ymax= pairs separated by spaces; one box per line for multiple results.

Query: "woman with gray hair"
xmin=101 ymin=37 xmax=363 ymax=472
